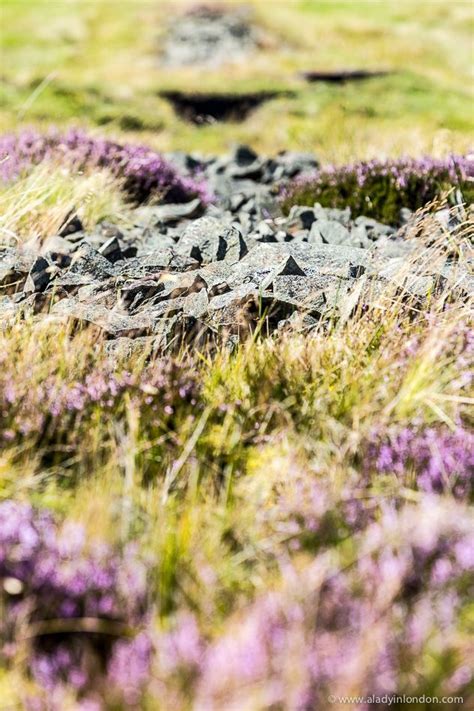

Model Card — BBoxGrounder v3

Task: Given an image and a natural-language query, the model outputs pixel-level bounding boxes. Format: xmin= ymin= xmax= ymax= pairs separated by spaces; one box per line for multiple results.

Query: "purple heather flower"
xmin=365 ymin=425 xmax=474 ymax=498
xmin=156 ymin=612 xmax=205 ymax=677
xmin=107 ymin=632 xmax=154 ymax=706
xmin=282 ymin=154 xmax=474 ymax=223
xmin=0 ymin=128 xmax=211 ymax=205
xmin=0 ymin=501 xmax=151 ymax=705
xmin=194 ymin=498 xmax=473 ymax=710
xmin=0 ymin=359 xmax=201 ymax=449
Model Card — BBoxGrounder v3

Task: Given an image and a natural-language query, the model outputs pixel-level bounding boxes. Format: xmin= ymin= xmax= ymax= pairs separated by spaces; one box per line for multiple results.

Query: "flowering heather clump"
xmin=365 ymin=425 xmax=474 ymax=498
xmin=281 ymin=155 xmax=474 ymax=224
xmin=256 ymin=468 xmax=374 ymax=553
xmin=0 ymin=128 xmax=210 ymax=204
xmin=0 ymin=357 xmax=201 ymax=461
xmin=0 ymin=500 xmax=151 ymax=706
xmin=192 ymin=499 xmax=474 ymax=710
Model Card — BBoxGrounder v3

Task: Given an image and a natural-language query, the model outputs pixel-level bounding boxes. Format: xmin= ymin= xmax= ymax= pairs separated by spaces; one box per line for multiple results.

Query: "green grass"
xmin=1 ymin=0 xmax=473 ymax=159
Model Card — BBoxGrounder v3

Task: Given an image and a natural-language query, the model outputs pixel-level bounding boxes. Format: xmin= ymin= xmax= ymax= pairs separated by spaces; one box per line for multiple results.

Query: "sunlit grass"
xmin=0 ymin=162 xmax=131 ymax=245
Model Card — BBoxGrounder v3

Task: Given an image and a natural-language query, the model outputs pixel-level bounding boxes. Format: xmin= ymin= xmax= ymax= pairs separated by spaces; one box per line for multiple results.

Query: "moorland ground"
xmin=0 ymin=2 xmax=473 ymax=709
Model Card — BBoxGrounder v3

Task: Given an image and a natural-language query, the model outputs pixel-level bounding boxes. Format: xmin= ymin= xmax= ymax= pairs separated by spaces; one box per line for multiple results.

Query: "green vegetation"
xmin=281 ymin=155 xmax=474 ymax=223
xmin=0 ymin=163 xmax=130 ymax=243
xmin=1 ymin=0 xmax=473 ymax=159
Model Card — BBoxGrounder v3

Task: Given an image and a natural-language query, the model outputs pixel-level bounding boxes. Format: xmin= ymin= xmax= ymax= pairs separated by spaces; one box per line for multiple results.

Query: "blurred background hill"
xmin=1 ymin=0 xmax=473 ymax=161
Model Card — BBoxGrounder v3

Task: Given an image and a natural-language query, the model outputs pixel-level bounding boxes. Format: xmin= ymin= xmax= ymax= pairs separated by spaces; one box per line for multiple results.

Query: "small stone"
xmin=135 ymin=198 xmax=203 ymax=226
xmin=24 ymin=256 xmax=55 ymax=293
xmin=349 ymin=264 xmax=366 ymax=278
xmin=271 ymin=275 xmax=328 ymax=312
xmin=234 ymin=145 xmax=259 ymax=166
xmin=119 ymin=279 xmax=166 ymax=311
xmin=317 ymin=219 xmax=351 ymax=246
xmin=0 ymin=251 xmax=34 ymax=294
xmin=276 ymin=151 xmax=319 ymax=177
xmin=314 ymin=203 xmax=352 ymax=226
xmin=98 ymin=236 xmax=123 ymax=263
xmin=59 ymin=214 xmax=83 ymax=237
xmin=287 ymin=206 xmax=316 ymax=230
xmin=182 ymin=287 xmax=209 ymax=318
xmin=70 ymin=242 xmax=116 ymax=280
xmin=41 ymin=235 xmax=75 ymax=262
xmin=178 ymin=217 xmax=247 ymax=264
xmin=229 ymin=193 xmax=247 ymax=212
xmin=308 ymin=223 xmax=324 ymax=245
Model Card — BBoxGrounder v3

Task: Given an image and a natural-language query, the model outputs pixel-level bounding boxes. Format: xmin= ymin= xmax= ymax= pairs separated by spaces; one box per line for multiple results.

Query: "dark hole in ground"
xmin=300 ymin=69 xmax=390 ymax=84
xmin=159 ymin=90 xmax=291 ymax=124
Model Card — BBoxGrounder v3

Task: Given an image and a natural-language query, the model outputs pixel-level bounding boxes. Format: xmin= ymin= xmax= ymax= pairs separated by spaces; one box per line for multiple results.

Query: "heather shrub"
xmin=0 ymin=328 xmax=202 ymax=478
xmin=0 ymin=128 xmax=210 ymax=205
xmin=148 ymin=499 xmax=474 ymax=710
xmin=0 ymin=500 xmax=152 ymax=708
xmin=364 ymin=425 xmax=474 ymax=499
xmin=281 ymin=155 xmax=474 ymax=224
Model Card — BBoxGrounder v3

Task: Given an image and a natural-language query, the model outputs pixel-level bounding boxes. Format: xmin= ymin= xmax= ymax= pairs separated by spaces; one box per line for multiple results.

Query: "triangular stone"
xmin=277 ymin=255 xmax=307 ymax=277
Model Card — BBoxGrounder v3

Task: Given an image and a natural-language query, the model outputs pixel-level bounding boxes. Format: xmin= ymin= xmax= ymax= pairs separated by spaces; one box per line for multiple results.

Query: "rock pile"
xmin=1 ymin=146 xmax=472 ymax=353
xmin=160 ymin=5 xmax=261 ymax=68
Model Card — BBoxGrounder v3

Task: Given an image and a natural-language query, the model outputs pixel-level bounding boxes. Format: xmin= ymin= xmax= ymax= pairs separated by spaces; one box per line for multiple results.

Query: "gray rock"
xmin=149 ymin=272 xmax=209 ymax=305
xmin=69 ymin=242 xmax=116 ymax=280
xmin=255 ymin=220 xmax=276 ymax=240
xmin=76 ymin=282 xmax=117 ymax=308
xmin=207 ymin=283 xmax=258 ymax=329
xmin=160 ymin=6 xmax=259 ymax=68
xmin=0 ymin=295 xmax=21 ymax=324
xmin=24 ymin=256 xmax=56 ymax=293
xmin=59 ymin=215 xmax=83 ymax=237
xmin=182 ymin=287 xmax=209 ymax=319
xmin=286 ymin=206 xmax=316 ymax=231
xmin=51 ymin=299 xmax=153 ymax=338
xmin=41 ymin=235 xmax=75 ymax=262
xmin=314 ymin=203 xmax=352 ymax=226
xmin=317 ymin=219 xmax=351 ymax=246
xmin=98 ymin=236 xmax=124 ymax=263
xmin=270 ymin=275 xmax=329 ymax=312
xmin=308 ymin=223 xmax=324 ymax=245
xmin=198 ymin=262 xmax=234 ymax=297
xmin=54 ymin=272 xmax=98 ymax=294
xmin=104 ymin=336 xmax=160 ymax=359
xmin=276 ymin=151 xmax=319 ymax=177
xmin=149 ymin=312 xmax=209 ymax=352
xmin=439 ymin=263 xmax=474 ymax=298
xmin=349 ymin=225 xmax=371 ymax=249
xmin=119 ymin=279 xmax=166 ymax=311
xmin=0 ymin=249 xmax=35 ymax=294
xmin=115 ymin=250 xmax=199 ymax=279
xmin=177 ymin=217 xmax=247 ymax=264
xmin=134 ymin=199 xmax=203 ymax=226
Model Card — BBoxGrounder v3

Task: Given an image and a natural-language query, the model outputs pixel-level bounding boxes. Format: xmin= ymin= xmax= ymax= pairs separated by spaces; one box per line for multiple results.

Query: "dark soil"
xmin=159 ymin=91 xmax=290 ymax=124
xmin=300 ymin=69 xmax=390 ymax=84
